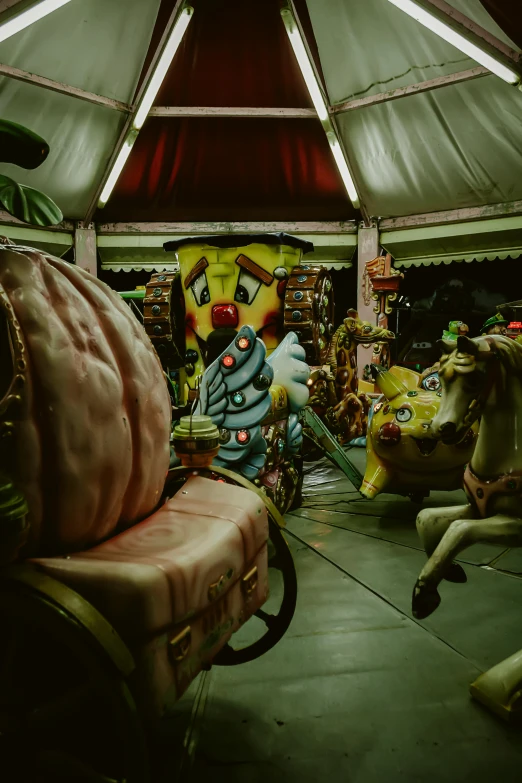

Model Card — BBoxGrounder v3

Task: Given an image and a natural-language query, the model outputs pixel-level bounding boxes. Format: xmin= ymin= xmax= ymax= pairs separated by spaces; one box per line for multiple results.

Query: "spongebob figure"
xmin=163 ymin=233 xmax=313 ymax=403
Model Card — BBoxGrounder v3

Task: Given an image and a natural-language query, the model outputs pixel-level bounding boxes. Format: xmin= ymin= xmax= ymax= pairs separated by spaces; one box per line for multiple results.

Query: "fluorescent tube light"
xmin=385 ymin=0 xmax=520 ymax=85
xmin=98 ymin=5 xmax=193 ymax=208
xmin=133 ymin=6 xmax=194 ymax=130
xmin=280 ymin=8 xmax=329 ymax=121
xmin=0 ymin=0 xmax=73 ymax=43
xmin=98 ymin=131 xmax=138 ymax=207
xmin=280 ymin=6 xmax=361 ymax=209
xmin=327 ymin=133 xmax=360 ymax=208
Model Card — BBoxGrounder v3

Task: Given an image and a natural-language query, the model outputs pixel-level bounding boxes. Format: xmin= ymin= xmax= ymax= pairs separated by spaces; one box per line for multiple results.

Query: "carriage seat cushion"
xmin=29 ymin=476 xmax=269 ymax=641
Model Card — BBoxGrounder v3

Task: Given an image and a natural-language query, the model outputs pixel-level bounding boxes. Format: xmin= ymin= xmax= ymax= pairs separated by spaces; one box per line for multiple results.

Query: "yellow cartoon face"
xmin=369 ymin=392 xmax=475 ymax=470
xmin=360 ymin=365 xmax=478 ymax=498
xmin=170 ymin=238 xmax=308 ymax=394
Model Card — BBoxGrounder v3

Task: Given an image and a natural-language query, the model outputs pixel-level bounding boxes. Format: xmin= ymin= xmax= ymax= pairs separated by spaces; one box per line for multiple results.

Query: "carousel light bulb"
xmin=222 ymin=354 xmax=235 ymax=368
xmin=385 ymin=0 xmax=520 ymax=85
xmin=0 ymin=0 xmax=73 ymax=43
xmin=133 ymin=6 xmax=194 ymax=130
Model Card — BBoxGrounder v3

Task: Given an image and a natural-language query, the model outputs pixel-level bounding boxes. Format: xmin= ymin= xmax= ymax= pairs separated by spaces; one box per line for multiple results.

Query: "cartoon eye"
xmin=422 ymin=373 xmax=441 ymax=392
xmin=396 ymin=407 xmax=412 ymax=422
xmin=363 ymin=325 xmax=372 ymax=333
xmin=234 ymin=268 xmax=262 ymax=305
xmin=190 ymin=270 xmax=210 ymax=306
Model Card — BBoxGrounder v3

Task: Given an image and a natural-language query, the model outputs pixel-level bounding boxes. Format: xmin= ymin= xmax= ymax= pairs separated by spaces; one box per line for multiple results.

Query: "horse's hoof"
xmin=412 ymin=580 xmax=441 ymax=619
xmin=444 ymin=562 xmax=467 ymax=583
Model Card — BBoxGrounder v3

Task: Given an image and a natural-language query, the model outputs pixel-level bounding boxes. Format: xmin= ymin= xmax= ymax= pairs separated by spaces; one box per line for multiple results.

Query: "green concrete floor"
xmin=166 ymin=449 xmax=522 ymax=782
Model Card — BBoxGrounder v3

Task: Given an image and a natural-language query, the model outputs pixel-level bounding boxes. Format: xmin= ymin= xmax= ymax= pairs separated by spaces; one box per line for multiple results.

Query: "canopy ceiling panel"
xmin=96 ymin=0 xmax=354 ymax=224
xmin=306 ymin=0 xmax=522 ymax=218
xmin=336 ymin=77 xmax=522 ymax=217
xmin=0 ymin=0 xmax=161 ymax=99
xmin=0 ymin=0 xmax=162 ymax=218
xmin=0 ymin=84 xmax=126 ymax=218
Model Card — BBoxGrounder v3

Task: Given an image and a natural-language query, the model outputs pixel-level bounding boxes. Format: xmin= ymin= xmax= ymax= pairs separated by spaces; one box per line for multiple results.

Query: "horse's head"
xmin=432 ymin=334 xmax=495 ymax=444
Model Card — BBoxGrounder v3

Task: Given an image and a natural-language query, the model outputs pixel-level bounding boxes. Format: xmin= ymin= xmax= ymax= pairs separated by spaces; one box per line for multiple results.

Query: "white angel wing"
xmin=267 ymin=331 xmax=310 ymax=413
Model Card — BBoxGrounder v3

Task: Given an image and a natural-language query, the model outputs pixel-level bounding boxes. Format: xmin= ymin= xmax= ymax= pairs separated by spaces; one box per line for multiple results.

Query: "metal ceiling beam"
xmin=414 ymin=0 xmax=520 ymax=62
xmin=0 ymin=208 xmax=74 ymax=231
xmin=0 ymin=64 xmax=491 ymax=120
xmin=331 ymin=66 xmax=490 ymax=115
xmin=96 ymin=220 xmax=358 ymax=235
xmin=0 ymin=62 xmax=131 ymax=112
xmin=0 ymin=0 xmax=24 ymax=12
xmin=149 ymin=106 xmax=316 ymax=118
xmin=387 ymin=0 xmax=521 ymax=81
xmin=379 ymin=199 xmax=522 ymax=231
xmin=82 ymin=0 xmax=188 ymax=225
xmin=0 ymin=65 xmax=314 ymax=117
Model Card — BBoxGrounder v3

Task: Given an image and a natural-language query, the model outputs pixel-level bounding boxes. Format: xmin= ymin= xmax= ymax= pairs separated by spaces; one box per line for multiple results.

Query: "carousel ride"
xmin=119 ymin=234 xmax=399 ymax=507
xmin=118 ymin=238 xmax=483 ymax=506
xmin=0 ymin=239 xmax=298 ymax=782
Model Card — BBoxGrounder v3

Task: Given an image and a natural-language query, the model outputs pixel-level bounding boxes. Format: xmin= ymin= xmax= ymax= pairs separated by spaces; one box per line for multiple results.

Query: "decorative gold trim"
xmin=208 ymin=570 xmax=233 ymax=602
xmin=169 ymin=625 xmax=191 ymax=662
xmin=3 ymin=564 xmax=135 ymax=676
xmin=0 ymin=281 xmax=28 ymax=479
xmin=242 ymin=566 xmax=258 ymax=597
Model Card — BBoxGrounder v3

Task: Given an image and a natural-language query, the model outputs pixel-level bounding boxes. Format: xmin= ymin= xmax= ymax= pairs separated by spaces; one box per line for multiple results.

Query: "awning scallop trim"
xmin=395 ymin=248 xmax=522 ymax=268
xmin=101 ymin=259 xmax=180 ymax=273
xmin=100 ymin=259 xmax=352 ymax=272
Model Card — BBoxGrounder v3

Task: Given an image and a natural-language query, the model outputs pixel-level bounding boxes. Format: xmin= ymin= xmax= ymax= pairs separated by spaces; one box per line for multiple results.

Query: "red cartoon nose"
xmin=212 ymin=304 xmax=239 ymax=329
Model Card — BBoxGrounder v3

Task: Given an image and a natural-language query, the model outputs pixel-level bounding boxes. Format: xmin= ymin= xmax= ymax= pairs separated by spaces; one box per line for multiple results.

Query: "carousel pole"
xmin=364 ymin=252 xmax=403 ymax=368
xmin=356 ymin=224 xmax=380 ymax=373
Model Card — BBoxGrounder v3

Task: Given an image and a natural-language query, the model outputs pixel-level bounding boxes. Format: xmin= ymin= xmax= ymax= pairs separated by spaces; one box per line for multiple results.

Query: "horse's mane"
xmin=439 ymin=335 xmax=522 ymax=380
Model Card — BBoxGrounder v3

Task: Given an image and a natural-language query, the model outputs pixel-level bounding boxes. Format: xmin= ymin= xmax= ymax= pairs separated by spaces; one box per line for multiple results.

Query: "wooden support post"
xmin=74 ymin=223 xmax=97 ymax=277
xmin=356 ymin=224 xmax=380 ymax=370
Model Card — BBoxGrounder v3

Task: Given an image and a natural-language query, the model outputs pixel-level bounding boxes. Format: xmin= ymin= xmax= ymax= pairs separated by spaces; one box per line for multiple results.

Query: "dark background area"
xmin=387 ymin=256 xmax=517 ymax=368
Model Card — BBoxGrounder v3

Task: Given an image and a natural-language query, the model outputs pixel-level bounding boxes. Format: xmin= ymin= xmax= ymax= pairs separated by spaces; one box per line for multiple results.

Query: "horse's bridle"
xmin=462 ymin=337 xmax=504 ymax=428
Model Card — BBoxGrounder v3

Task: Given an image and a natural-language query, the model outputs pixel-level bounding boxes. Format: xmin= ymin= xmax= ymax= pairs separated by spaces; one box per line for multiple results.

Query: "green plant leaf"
xmin=0 ymin=174 xmax=63 ymax=226
xmin=0 ymin=119 xmax=49 ymax=169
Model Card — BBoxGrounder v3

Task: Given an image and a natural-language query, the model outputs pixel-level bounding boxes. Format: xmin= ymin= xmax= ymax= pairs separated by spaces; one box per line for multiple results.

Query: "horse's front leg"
xmin=416 ymin=503 xmax=475 ymax=584
xmin=413 ymin=514 xmax=522 ymax=619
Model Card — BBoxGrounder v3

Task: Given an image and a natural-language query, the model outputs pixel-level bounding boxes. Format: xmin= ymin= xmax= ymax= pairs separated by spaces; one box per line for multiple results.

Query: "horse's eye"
xmin=396 ymin=408 xmax=412 ymax=423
